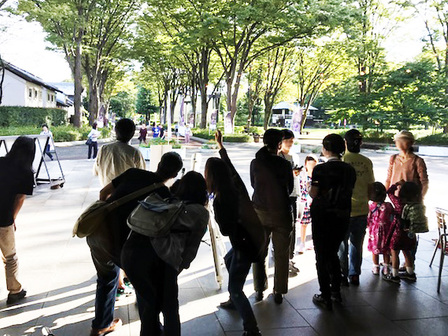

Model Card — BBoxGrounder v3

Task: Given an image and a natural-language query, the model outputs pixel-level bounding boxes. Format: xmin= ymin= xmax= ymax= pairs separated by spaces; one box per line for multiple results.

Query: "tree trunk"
xmin=200 ymin=86 xmax=208 ymax=128
xmin=263 ymin=97 xmax=274 ymax=130
xmin=88 ymin=79 xmax=100 ymax=125
xmin=0 ymin=55 xmax=4 ymax=105
xmin=300 ymin=107 xmax=309 ymax=134
xmin=73 ymin=38 xmax=83 ymax=128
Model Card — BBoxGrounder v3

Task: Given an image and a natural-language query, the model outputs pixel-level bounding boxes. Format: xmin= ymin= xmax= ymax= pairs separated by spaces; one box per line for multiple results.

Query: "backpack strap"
xmin=108 ymin=182 xmax=166 ymax=210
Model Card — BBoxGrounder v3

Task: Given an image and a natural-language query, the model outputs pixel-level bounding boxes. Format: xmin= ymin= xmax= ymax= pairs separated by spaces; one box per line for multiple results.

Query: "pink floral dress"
xmin=367 ymin=202 xmax=394 ymax=255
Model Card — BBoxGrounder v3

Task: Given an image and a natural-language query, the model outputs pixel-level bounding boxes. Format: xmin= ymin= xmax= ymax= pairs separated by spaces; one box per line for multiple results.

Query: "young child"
xmin=297 ymin=155 xmax=317 ymax=254
xmin=367 ymin=182 xmax=393 ymax=276
xmin=384 ymin=181 xmax=427 ymax=283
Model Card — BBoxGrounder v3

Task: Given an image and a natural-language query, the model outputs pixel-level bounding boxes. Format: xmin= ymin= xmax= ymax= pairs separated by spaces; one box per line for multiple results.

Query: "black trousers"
xmin=88 ymin=142 xmax=98 ymax=159
xmin=289 ymin=197 xmax=297 ymax=259
xmin=224 ymin=248 xmax=259 ymax=333
xmin=312 ymin=215 xmax=348 ymax=300
xmin=121 ymin=232 xmax=180 ymax=336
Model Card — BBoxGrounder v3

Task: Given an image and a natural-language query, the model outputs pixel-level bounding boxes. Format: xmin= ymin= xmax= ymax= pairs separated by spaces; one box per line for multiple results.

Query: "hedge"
xmin=0 ymin=106 xmax=67 ymax=127
xmin=0 ymin=125 xmax=112 ymax=142
xmin=417 ymin=133 xmax=448 ymax=146
xmin=193 ymin=129 xmax=253 ymax=142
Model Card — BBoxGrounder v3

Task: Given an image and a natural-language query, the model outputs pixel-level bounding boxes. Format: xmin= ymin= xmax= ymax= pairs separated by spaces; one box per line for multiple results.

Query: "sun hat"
xmin=394 ymin=130 xmax=415 ymax=143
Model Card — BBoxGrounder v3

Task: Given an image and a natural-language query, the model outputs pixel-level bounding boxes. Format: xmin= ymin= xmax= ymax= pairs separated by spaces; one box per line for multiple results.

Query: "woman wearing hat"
xmin=385 ymin=131 xmax=428 ymax=197
xmin=385 ymin=130 xmax=429 ymax=272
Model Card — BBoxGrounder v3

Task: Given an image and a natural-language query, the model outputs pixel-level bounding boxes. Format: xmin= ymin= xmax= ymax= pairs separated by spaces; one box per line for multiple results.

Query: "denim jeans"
xmin=88 ymin=142 xmax=98 ymax=159
xmin=224 ymin=248 xmax=259 ymax=333
xmin=121 ymin=232 xmax=180 ymax=336
xmin=86 ymin=231 xmax=120 ymax=330
xmin=338 ymin=215 xmax=368 ymax=277
xmin=0 ymin=225 xmax=22 ymax=294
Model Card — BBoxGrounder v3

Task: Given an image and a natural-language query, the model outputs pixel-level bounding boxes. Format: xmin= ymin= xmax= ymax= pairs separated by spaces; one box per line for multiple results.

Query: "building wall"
xmin=1 ymin=69 xmax=57 ymax=108
xmin=1 ymin=70 xmax=26 ymax=106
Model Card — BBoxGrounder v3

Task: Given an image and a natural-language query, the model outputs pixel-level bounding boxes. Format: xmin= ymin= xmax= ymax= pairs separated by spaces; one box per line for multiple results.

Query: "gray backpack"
xmin=127 ymin=193 xmax=185 ymax=237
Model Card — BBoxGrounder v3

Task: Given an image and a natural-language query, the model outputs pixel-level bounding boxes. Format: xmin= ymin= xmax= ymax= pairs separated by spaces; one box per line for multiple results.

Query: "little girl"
xmin=384 ymin=181 xmax=426 ymax=283
xmin=367 ymin=182 xmax=393 ymax=276
xmin=297 ymin=155 xmax=317 ymax=254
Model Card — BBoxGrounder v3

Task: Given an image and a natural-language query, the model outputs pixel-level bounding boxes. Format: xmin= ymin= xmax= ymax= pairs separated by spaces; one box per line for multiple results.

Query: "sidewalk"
xmin=1 ymin=146 xmax=448 ymax=336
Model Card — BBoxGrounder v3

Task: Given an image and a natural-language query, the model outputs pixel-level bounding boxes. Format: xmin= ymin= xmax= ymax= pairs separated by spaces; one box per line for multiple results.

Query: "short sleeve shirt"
xmin=311 ymin=159 xmax=357 ymax=217
xmin=343 ymin=152 xmax=375 ymax=217
xmin=0 ymin=157 xmax=34 ymax=227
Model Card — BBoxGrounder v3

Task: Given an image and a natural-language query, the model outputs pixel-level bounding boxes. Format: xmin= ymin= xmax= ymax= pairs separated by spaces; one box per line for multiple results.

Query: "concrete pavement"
xmin=1 ymin=144 xmax=448 ymax=336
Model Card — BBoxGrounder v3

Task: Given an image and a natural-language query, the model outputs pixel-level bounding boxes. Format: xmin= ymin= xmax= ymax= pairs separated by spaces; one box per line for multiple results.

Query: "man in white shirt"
xmin=94 ymin=118 xmax=146 ymax=187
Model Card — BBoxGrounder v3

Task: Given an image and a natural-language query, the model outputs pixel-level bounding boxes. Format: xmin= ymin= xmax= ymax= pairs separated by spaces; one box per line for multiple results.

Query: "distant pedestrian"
xmin=367 ymin=182 xmax=393 ymax=276
xmin=339 ymin=129 xmax=375 ymax=286
xmin=40 ymin=124 xmax=54 ymax=160
xmin=152 ymin=122 xmax=160 ymax=138
xmin=86 ymin=152 xmax=184 ymax=336
xmin=251 ymin=129 xmax=294 ymax=304
xmin=0 ymin=136 xmax=35 ymax=304
xmin=310 ymin=134 xmax=356 ymax=310
xmin=87 ymin=122 xmax=101 ymax=160
xmin=94 ymin=118 xmax=145 ymax=187
xmin=122 ymin=171 xmax=209 ymax=336
xmin=138 ymin=123 xmax=148 ymax=144
xmin=185 ymin=124 xmax=191 ymax=143
xmin=159 ymin=124 xmax=165 ymax=139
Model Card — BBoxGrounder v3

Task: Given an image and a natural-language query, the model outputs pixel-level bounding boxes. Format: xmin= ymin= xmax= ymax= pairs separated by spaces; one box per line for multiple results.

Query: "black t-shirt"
xmin=0 ymin=157 xmax=34 ymax=227
xmin=310 ymin=159 xmax=356 ymax=218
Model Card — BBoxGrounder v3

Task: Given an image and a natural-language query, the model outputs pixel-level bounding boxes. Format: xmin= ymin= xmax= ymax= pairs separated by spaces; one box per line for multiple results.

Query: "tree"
xmin=109 ymin=91 xmax=135 ymax=118
xmin=262 ymin=47 xmax=296 ymax=130
xmin=207 ymin=0 xmax=352 ymax=132
xmin=135 ymin=86 xmax=158 ymax=122
xmin=18 ymin=0 xmax=98 ymax=127
xmin=81 ymin=0 xmax=140 ymax=124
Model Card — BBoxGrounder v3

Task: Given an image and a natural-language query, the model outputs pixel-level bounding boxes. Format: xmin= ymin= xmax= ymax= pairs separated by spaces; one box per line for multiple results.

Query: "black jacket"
xmin=250 ymin=146 xmax=294 ymax=214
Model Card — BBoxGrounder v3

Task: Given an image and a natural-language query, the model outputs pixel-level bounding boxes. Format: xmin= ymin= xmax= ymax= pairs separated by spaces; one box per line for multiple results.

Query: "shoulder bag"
xmin=73 ymin=182 xmax=165 ymax=238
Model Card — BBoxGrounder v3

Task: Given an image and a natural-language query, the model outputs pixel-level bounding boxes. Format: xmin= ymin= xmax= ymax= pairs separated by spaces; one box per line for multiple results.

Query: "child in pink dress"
xmin=367 ymin=182 xmax=393 ymax=275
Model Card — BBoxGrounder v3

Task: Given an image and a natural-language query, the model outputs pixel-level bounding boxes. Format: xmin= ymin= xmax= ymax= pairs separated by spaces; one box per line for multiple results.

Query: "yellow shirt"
xmin=93 ymin=141 xmax=146 ymax=186
xmin=343 ymin=152 xmax=374 ymax=217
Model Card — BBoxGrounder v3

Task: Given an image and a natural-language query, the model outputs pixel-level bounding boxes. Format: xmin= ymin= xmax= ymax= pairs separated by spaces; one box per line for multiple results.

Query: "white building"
xmin=1 ymin=62 xmax=61 ymax=108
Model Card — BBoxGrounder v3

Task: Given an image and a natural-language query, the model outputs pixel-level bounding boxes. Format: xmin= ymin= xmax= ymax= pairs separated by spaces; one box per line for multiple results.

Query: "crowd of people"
xmin=0 ymin=121 xmax=430 ymax=335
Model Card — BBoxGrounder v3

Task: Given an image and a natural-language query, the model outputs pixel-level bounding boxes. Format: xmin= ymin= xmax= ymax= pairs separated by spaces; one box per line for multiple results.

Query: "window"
xmin=34 ymin=89 xmax=38 ymax=98
xmin=28 ymin=89 xmax=32 ymax=98
xmin=48 ymin=94 xmax=50 ymax=101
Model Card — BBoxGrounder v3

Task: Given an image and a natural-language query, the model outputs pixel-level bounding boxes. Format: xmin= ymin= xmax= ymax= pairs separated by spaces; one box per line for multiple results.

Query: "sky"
xmin=0 ymin=4 xmax=430 ymax=84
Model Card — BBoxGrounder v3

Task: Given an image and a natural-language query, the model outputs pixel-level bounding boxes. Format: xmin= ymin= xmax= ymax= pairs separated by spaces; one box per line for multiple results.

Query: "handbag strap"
xmin=108 ymin=182 xmax=166 ymax=210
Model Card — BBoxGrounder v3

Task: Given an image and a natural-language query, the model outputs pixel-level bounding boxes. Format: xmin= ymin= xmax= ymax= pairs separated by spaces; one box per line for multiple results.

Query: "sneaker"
xmin=297 ymin=243 xmax=305 ymax=255
xmin=349 ymin=275 xmax=360 ymax=286
xmin=6 ymin=289 xmax=27 ymax=305
xmin=341 ymin=277 xmax=350 ymax=287
xmin=289 ymin=261 xmax=300 ymax=273
xmin=312 ymin=294 xmax=332 ymax=310
xmin=90 ymin=318 xmax=122 ymax=336
xmin=331 ymin=291 xmax=342 ymax=303
xmin=398 ymin=264 xmax=406 ymax=272
xmin=383 ymin=273 xmax=400 ymax=284
xmin=242 ymin=331 xmax=262 ymax=336
xmin=372 ymin=266 xmax=380 ymax=275
xmin=255 ymin=291 xmax=264 ymax=302
xmin=219 ymin=298 xmax=236 ymax=310
xmin=273 ymin=292 xmax=283 ymax=304
xmin=400 ymin=272 xmax=417 ymax=282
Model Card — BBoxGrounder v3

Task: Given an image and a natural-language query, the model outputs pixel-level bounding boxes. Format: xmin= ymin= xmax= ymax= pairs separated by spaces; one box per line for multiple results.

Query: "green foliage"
xmin=135 ymin=86 xmax=158 ymax=119
xmin=0 ymin=106 xmax=67 ymax=127
xmin=109 ymin=91 xmax=135 ymax=118
xmin=193 ymin=128 xmax=252 ymax=142
xmin=418 ymin=133 xmax=448 ymax=146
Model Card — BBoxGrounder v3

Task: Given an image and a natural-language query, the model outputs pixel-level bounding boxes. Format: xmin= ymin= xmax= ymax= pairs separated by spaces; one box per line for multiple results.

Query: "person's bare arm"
xmin=309 ymin=185 xmax=319 ymax=199
xmin=100 ymin=183 xmax=115 ymax=201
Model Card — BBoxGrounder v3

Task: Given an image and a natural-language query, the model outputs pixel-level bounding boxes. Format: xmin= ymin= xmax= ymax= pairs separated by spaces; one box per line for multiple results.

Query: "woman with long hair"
xmin=205 ymin=130 xmax=262 ymax=336
xmin=0 ymin=136 xmax=35 ymax=304
xmin=121 ymin=171 xmax=209 ymax=336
